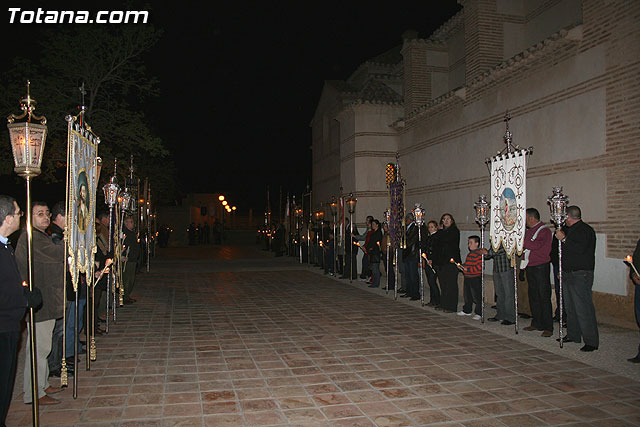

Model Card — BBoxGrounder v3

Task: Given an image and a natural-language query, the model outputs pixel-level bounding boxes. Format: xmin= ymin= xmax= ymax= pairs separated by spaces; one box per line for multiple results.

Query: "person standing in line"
xmin=522 ymin=208 xmax=554 ymax=338
xmin=480 ymin=243 xmax=515 ymax=325
xmin=554 ymin=205 xmax=599 ymax=352
xmin=122 ymin=216 xmax=141 ymax=305
xmin=422 ymin=220 xmax=440 ymax=307
xmin=628 ymin=238 xmax=640 ymax=363
xmin=16 ymin=201 xmax=65 ymax=405
xmin=457 ymin=236 xmax=483 ymax=320
xmin=0 ymin=195 xmax=42 ymax=422
xmin=366 ymin=220 xmax=383 ymax=288
xmin=401 ymin=213 xmax=420 ymax=301
xmin=432 ymin=213 xmax=461 ymax=312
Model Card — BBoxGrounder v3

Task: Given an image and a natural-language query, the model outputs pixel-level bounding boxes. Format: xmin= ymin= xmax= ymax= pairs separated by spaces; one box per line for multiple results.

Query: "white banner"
xmin=489 ymin=149 xmax=527 ymax=259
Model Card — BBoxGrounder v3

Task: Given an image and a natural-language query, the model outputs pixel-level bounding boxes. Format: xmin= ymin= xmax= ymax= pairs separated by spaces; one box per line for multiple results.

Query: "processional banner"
xmin=66 ymin=116 xmax=99 ymax=291
xmin=489 ymin=149 xmax=527 ymax=259
xmin=389 ymin=181 xmax=404 ymax=249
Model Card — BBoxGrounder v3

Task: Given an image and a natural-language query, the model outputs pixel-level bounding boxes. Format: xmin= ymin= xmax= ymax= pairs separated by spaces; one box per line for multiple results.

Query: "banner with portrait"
xmin=66 ymin=116 xmax=100 ymax=291
xmin=489 ymin=149 xmax=527 ymax=259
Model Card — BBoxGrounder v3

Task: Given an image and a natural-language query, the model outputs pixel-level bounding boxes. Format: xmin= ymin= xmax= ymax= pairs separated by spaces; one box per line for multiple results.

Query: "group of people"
xmin=0 ymin=194 xmax=141 ymax=424
xmin=187 ymin=221 xmax=222 ymax=245
xmin=305 ymin=204 xmax=627 ymax=356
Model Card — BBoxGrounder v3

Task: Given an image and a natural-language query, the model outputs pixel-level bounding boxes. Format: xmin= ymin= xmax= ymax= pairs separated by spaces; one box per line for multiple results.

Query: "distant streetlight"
xmin=222 ymin=200 xmax=228 ymax=206
xmin=218 ymin=195 xmax=225 ymax=201
xmin=232 ymin=206 xmax=237 ymax=211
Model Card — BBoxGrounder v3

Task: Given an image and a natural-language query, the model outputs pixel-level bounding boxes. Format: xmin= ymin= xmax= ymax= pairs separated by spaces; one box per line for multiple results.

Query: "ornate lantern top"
xmin=6 ymin=81 xmax=48 ymax=178
xmin=474 ymin=194 xmax=490 ymax=226
xmin=413 ymin=203 xmax=424 ymax=226
xmin=346 ymin=193 xmax=357 ymax=214
xmin=383 ymin=209 xmax=390 ymax=225
xmin=547 ymin=186 xmax=569 ymax=227
xmin=329 ymin=197 xmax=338 ymax=216
xmin=103 ymin=159 xmax=120 ymax=207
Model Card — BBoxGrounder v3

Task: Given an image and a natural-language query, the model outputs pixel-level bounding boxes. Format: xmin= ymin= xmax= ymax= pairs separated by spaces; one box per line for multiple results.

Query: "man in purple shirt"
xmin=522 ymin=208 xmax=554 ymax=337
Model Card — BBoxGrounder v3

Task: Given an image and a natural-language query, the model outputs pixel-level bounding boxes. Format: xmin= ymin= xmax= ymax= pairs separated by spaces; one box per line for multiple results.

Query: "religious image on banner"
xmin=66 ymin=116 xmax=99 ymax=291
xmin=489 ymin=149 xmax=527 ymax=259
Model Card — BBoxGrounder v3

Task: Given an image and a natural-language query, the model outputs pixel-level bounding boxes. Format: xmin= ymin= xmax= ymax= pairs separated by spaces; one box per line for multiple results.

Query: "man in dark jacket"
xmin=0 ymin=196 xmax=42 ymax=422
xmin=629 ymin=238 xmax=640 ymax=363
xmin=554 ymin=205 xmax=598 ymax=352
xmin=402 ymin=213 xmax=423 ymax=301
xmin=16 ymin=201 xmax=65 ymax=405
xmin=122 ymin=216 xmax=141 ymax=304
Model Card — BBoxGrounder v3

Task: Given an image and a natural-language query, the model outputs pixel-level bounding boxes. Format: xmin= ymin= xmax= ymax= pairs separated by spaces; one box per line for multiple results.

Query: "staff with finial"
xmin=547 ymin=186 xmax=569 ymax=348
xmin=474 ymin=195 xmax=490 ymax=323
xmin=102 ymin=159 xmax=120 ymax=332
xmin=413 ymin=204 xmax=426 ymax=306
xmin=7 ymin=80 xmax=47 ymax=426
xmin=346 ymin=194 xmax=357 ymax=283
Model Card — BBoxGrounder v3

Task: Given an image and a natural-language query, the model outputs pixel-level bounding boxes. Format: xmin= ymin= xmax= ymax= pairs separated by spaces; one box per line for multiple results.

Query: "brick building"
xmin=311 ymin=0 xmax=640 ymax=324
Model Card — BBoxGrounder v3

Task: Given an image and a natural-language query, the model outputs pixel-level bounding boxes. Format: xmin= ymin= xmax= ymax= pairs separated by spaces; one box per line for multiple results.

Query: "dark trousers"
xmin=462 ymin=276 xmax=482 ymax=315
xmin=343 ymin=252 xmax=358 ymax=279
xmin=526 ymin=262 xmax=553 ymax=332
xmin=360 ymin=252 xmax=370 ymax=279
xmin=48 ymin=317 xmax=64 ymax=372
xmin=635 ymin=284 xmax=640 ymax=357
xmin=403 ymin=256 xmax=419 ymax=297
xmin=0 ymin=330 xmax=19 ymax=426
xmin=437 ymin=263 xmax=460 ymax=312
xmin=564 ymin=270 xmax=599 ymax=347
xmin=324 ymin=246 xmax=335 ymax=274
xmin=425 ymin=264 xmax=440 ymax=305
xmin=370 ymin=262 xmax=381 ymax=287
xmin=553 ymin=262 xmax=567 ymax=320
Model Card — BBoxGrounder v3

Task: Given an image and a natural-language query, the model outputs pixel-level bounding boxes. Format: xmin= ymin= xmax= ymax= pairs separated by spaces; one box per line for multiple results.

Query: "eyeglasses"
xmin=35 ymin=211 xmax=51 ymax=218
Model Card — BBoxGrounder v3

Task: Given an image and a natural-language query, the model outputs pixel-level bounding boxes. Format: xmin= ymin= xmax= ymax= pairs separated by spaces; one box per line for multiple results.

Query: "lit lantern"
xmin=346 ymin=193 xmax=357 ymax=214
xmin=547 ymin=186 xmax=569 ymax=227
xmin=413 ymin=203 xmax=424 ymax=226
xmin=474 ymin=194 xmax=490 ymax=227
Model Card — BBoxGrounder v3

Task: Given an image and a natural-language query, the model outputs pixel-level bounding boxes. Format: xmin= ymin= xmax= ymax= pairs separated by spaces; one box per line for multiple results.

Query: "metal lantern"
xmin=317 ymin=207 xmax=324 ymax=223
xmin=7 ymin=81 xmax=47 ymax=426
xmin=346 ymin=193 xmax=357 ymax=214
xmin=413 ymin=203 xmax=424 ymax=226
xmin=383 ymin=209 xmax=390 ymax=225
xmin=103 ymin=176 xmax=120 ymax=207
xmin=547 ymin=186 xmax=569 ymax=227
xmin=7 ymin=82 xmax=47 ymax=177
xmin=120 ymin=188 xmax=132 ymax=212
xmin=474 ymin=194 xmax=490 ymax=226
xmin=329 ymin=197 xmax=338 ymax=216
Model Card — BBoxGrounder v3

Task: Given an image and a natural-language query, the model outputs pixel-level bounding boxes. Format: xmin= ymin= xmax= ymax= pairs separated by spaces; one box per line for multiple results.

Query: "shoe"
xmin=400 ymin=294 xmax=410 ymax=298
xmin=472 ymin=314 xmax=481 ymax=321
xmin=457 ymin=311 xmax=472 ymax=316
xmin=359 ymin=278 xmax=367 ymax=282
xmin=367 ymin=284 xmax=379 ymax=288
xmin=45 ymin=386 xmax=64 ymax=395
xmin=37 ymin=395 xmax=60 ymax=405
xmin=580 ymin=345 xmax=598 ymax=352
xmin=627 ymin=356 xmax=640 ymax=363
xmin=556 ymin=337 xmax=574 ymax=343
xmin=501 ymin=320 xmax=514 ymax=325
xmin=49 ymin=368 xmax=61 ymax=378
xmin=410 ymin=296 xmax=420 ymax=301
xmin=523 ymin=326 xmax=538 ymax=331
xmin=541 ymin=330 xmax=553 ymax=337
xmin=487 ymin=317 xmax=499 ymax=322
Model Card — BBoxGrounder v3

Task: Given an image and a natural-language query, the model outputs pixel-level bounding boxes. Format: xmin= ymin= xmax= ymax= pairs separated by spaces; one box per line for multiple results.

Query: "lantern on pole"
xmin=329 ymin=197 xmax=338 ymax=275
xmin=547 ymin=186 xmax=569 ymax=348
xmin=7 ymin=80 xmax=47 ymax=425
xmin=346 ymin=193 xmax=357 ymax=283
xmin=473 ymin=194 xmax=490 ymax=323
xmin=413 ymin=203 xmax=426 ymax=306
xmin=102 ymin=161 xmax=120 ymax=332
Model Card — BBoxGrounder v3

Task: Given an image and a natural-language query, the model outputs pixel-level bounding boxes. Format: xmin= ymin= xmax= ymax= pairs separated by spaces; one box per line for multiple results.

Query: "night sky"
xmin=3 ymin=1 xmax=461 ymax=213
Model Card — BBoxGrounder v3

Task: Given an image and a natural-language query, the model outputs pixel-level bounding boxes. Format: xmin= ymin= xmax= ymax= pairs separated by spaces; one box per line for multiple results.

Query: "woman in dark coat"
xmin=432 ymin=213 xmax=461 ymax=312
xmin=366 ymin=220 xmax=383 ymax=288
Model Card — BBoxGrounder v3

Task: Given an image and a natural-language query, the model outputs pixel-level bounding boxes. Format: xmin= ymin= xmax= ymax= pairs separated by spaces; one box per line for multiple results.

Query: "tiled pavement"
xmin=6 ymin=245 xmax=640 ymax=426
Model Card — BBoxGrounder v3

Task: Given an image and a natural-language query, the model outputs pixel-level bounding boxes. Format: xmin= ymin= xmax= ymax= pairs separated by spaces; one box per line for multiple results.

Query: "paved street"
xmin=6 ymin=244 xmax=640 ymax=426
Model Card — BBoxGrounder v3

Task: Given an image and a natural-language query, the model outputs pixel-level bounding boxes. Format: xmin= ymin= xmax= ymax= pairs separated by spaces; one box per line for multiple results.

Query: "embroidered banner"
xmin=489 ymin=149 xmax=527 ymax=259
xmin=66 ymin=116 xmax=99 ymax=291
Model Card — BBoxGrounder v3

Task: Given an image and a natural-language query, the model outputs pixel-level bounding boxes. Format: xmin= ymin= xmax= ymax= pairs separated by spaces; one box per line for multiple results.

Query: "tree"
xmin=0 ymin=24 xmax=177 ymax=201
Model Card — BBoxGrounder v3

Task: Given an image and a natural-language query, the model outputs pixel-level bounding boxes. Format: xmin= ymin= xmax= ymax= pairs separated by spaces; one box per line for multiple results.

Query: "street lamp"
xmin=7 ymin=81 xmax=46 ymax=425
xmin=219 ymin=195 xmax=225 ymax=201
xmin=547 ymin=186 xmax=569 ymax=348
xmin=383 ymin=209 xmax=391 ymax=294
xmin=346 ymin=193 xmax=357 ymax=282
xmin=329 ymin=197 xmax=338 ymax=276
xmin=473 ymin=194 xmax=490 ymax=322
